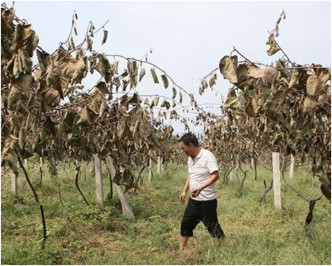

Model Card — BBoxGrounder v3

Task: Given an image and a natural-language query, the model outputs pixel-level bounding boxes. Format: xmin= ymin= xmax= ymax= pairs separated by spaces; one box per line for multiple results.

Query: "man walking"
xmin=179 ymin=132 xmax=225 ymax=250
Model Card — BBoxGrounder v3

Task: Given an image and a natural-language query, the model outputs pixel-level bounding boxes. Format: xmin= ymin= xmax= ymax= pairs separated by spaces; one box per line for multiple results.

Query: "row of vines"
xmin=200 ymin=12 xmax=330 ymax=236
xmin=202 ymin=12 xmax=330 ymax=200
xmin=1 ymin=4 xmax=194 ymax=246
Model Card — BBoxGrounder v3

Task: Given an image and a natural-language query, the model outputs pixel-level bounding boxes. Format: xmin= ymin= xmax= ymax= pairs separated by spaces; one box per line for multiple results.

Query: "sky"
xmin=4 ymin=0 xmax=331 ymax=134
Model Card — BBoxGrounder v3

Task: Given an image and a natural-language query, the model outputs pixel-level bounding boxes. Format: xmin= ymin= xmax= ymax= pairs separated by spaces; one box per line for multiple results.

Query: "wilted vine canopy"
xmin=1 ymin=6 xmax=331 ymax=199
xmin=1 ymin=6 xmax=187 ymax=191
xmin=202 ymin=13 xmax=330 ymax=200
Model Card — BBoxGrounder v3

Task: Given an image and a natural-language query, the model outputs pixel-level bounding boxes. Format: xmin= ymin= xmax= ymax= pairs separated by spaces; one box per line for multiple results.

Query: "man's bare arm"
xmin=191 ymin=171 xmax=219 ymax=198
xmin=179 ymin=176 xmax=190 ymax=203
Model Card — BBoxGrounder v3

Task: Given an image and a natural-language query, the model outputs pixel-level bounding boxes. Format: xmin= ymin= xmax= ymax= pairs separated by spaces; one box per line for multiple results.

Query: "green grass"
xmin=1 ymin=162 xmax=331 ymax=264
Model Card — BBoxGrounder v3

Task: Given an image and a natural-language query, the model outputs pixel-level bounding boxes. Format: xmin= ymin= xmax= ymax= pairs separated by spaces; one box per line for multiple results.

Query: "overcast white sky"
xmin=5 ymin=0 xmax=331 ymax=133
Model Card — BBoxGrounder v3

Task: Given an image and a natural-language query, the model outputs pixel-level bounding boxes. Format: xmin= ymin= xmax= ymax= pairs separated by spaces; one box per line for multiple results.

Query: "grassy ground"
xmin=1 ymin=162 xmax=331 ymax=264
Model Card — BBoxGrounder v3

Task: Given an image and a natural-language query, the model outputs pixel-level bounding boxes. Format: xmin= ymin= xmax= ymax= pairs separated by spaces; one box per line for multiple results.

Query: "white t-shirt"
xmin=188 ymin=148 xmax=219 ymax=201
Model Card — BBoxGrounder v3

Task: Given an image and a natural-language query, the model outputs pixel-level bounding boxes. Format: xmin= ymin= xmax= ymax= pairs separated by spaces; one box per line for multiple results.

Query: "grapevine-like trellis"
xmin=1 ymin=5 xmax=330 ymax=247
xmin=201 ymin=11 xmax=331 ymax=201
xmin=1 ymin=4 xmax=194 ymax=245
xmin=1 ymin=4 xmax=196 ymax=182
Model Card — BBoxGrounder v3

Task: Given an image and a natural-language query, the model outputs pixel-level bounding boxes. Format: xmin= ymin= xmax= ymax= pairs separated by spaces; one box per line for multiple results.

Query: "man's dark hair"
xmin=179 ymin=132 xmax=199 ymax=147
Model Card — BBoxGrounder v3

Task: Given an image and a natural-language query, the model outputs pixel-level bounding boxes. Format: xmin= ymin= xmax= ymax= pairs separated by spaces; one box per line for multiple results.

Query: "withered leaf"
xmin=245 ymin=97 xmax=259 ymax=117
xmin=208 ymin=76 xmax=216 ymax=88
xmin=99 ymin=100 xmax=107 ymax=117
xmin=139 ymin=68 xmax=146 ymax=82
xmin=263 ymin=67 xmax=277 ymax=83
xmin=95 ymin=81 xmax=109 ymax=94
xmin=161 ymin=99 xmax=170 ymax=109
xmin=95 ymin=54 xmax=111 ymax=82
xmin=132 ymin=120 xmax=140 ymax=137
xmin=219 ymin=55 xmax=238 ymax=83
xmin=161 ymin=74 xmax=169 ymax=89
xmin=224 ymin=90 xmax=241 ymax=109
xmin=102 ymin=29 xmax=108 ymax=45
xmin=303 ymin=97 xmax=316 ymax=113
xmin=154 ymin=96 xmax=159 ymax=106
xmin=128 ymin=93 xmax=140 ymax=106
xmin=288 ymin=69 xmax=300 ymax=88
xmin=12 ymin=24 xmax=34 ymax=50
xmin=76 ymin=107 xmax=91 ymax=126
xmin=179 ymin=92 xmax=183 ymax=103
xmin=44 ymin=87 xmax=60 ymax=106
xmin=70 ymin=56 xmax=87 ymax=84
xmin=189 ymin=94 xmax=195 ymax=106
xmin=150 ymin=68 xmax=159 ymax=84
xmin=7 ymin=86 xmax=20 ymax=109
xmin=89 ymin=97 xmax=101 ymax=115
xmin=149 ymin=99 xmax=155 ymax=108
xmin=247 ymin=65 xmax=265 ymax=78
xmin=19 ymin=126 xmax=26 ymax=150
xmin=172 ymin=87 xmax=177 ymax=99
xmin=110 ymin=61 xmax=119 ymax=75
xmin=266 ymin=35 xmax=280 ymax=56
xmin=306 ymin=75 xmax=320 ymax=96
xmin=122 ymin=80 xmax=129 ymax=91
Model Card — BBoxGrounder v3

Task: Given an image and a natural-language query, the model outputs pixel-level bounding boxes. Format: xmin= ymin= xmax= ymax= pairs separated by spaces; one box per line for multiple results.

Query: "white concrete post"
xmin=148 ymin=158 xmax=152 ymax=183
xmin=11 ymin=172 xmax=18 ymax=195
xmin=289 ymin=154 xmax=295 ymax=179
xmin=93 ymin=155 xmax=104 ymax=210
xmin=105 ymin=156 xmax=134 ymax=219
xmin=157 ymin=156 xmax=162 ymax=175
xmin=272 ymin=152 xmax=282 ymax=210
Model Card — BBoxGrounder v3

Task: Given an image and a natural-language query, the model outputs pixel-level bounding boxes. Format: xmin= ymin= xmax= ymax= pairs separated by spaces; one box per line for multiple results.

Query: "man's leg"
xmin=180 ymin=236 xmax=189 ymax=250
xmin=180 ymin=198 xmax=200 ymax=250
xmin=201 ymin=199 xmax=225 ymax=240
xmin=218 ymin=235 xmax=226 ymax=246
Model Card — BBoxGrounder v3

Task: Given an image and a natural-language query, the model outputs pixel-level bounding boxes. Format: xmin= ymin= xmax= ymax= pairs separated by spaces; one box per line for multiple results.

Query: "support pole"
xmin=11 ymin=172 xmax=18 ymax=195
xmin=148 ymin=158 xmax=152 ymax=183
xmin=105 ymin=156 xmax=134 ymax=219
xmin=157 ymin=156 xmax=162 ymax=175
xmin=93 ymin=155 xmax=104 ymax=210
xmin=289 ymin=154 xmax=295 ymax=179
xmin=272 ymin=152 xmax=282 ymax=210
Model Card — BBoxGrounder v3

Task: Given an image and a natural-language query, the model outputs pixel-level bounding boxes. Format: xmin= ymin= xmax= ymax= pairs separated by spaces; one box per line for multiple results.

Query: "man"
xmin=179 ymin=132 xmax=225 ymax=250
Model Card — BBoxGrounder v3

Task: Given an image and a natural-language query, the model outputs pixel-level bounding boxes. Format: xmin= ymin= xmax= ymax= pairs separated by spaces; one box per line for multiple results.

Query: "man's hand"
xmin=179 ymin=191 xmax=187 ymax=203
xmin=191 ymin=188 xmax=202 ymax=198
